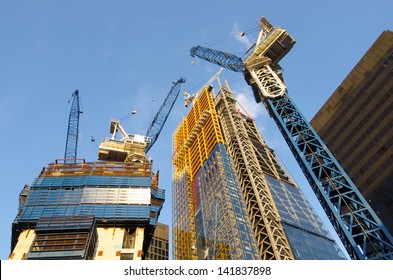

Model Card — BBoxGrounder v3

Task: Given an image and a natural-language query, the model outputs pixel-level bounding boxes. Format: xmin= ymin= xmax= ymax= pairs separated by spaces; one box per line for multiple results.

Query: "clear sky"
xmin=1 ymin=0 xmax=392 ymax=260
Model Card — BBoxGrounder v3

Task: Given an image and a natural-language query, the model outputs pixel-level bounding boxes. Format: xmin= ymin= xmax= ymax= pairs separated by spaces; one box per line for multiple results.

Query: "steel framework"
xmin=146 ymin=78 xmax=186 ymax=153
xmin=172 ymin=87 xmax=259 ymax=260
xmin=215 ymin=80 xmax=294 ymax=260
xmin=64 ymin=89 xmax=82 ymax=164
xmin=190 ymin=17 xmax=393 ymax=259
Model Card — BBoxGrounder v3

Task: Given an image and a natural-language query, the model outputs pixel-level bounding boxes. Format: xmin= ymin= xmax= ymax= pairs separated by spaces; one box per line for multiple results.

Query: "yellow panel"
xmin=9 ymin=229 xmax=36 ymax=260
xmin=172 ymin=87 xmax=224 ymax=178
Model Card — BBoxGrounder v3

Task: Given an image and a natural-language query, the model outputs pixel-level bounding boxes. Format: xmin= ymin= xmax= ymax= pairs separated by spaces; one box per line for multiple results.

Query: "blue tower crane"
xmin=64 ymin=89 xmax=82 ymax=164
xmin=190 ymin=17 xmax=393 ymax=260
xmin=146 ymin=78 xmax=186 ymax=153
xmin=98 ymin=78 xmax=186 ymax=162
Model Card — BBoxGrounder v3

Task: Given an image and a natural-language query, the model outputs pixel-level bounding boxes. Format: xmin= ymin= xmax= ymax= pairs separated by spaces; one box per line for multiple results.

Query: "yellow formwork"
xmin=172 ymin=86 xmax=225 ymax=259
xmin=172 ymin=87 xmax=224 ymax=179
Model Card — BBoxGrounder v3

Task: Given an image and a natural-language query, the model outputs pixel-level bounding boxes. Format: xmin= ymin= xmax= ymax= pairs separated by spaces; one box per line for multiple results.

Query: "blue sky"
xmin=0 ymin=0 xmax=392 ymax=259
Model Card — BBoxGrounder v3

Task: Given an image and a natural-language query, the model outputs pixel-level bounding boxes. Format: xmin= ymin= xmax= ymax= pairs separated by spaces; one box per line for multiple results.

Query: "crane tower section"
xmin=190 ymin=17 xmax=393 ymax=259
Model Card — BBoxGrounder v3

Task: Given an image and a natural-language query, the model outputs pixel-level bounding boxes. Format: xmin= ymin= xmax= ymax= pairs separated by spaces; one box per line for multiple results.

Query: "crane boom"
xmin=190 ymin=46 xmax=245 ymax=72
xmin=146 ymin=78 xmax=186 ymax=153
xmin=190 ymin=17 xmax=393 ymax=260
xmin=64 ymin=89 xmax=82 ymax=164
xmin=98 ymin=79 xmax=186 ymax=162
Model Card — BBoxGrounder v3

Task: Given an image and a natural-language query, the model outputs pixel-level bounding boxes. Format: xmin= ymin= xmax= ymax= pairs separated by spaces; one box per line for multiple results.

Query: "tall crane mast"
xmin=190 ymin=17 xmax=393 ymax=260
xmin=98 ymin=78 xmax=185 ymax=162
xmin=64 ymin=89 xmax=82 ymax=164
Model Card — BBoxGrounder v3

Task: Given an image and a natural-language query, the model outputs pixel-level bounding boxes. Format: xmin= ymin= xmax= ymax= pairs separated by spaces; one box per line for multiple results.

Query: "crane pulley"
xmin=189 ymin=17 xmax=393 ymax=260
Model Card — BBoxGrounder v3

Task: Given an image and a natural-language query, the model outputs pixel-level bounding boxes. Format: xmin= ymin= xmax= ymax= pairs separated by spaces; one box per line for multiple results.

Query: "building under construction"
xmin=9 ymin=124 xmax=165 ymax=260
xmin=172 ymin=80 xmax=346 ymax=260
xmin=189 ymin=17 xmax=393 ymax=259
xmin=172 ymin=86 xmax=260 ymax=259
xmin=8 ymin=79 xmax=188 ymax=260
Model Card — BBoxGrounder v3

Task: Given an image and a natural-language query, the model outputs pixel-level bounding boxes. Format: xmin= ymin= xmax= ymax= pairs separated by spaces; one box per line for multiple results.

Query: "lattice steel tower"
xmin=190 ymin=17 xmax=393 ymax=260
xmin=172 ymin=79 xmax=346 ymax=259
xmin=214 ymin=79 xmax=345 ymax=260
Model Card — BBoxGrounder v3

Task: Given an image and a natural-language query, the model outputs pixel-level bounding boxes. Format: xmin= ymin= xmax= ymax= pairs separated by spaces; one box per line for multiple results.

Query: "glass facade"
xmin=16 ymin=176 xmax=162 ymax=224
xmin=172 ymin=87 xmax=259 ymax=260
xmin=174 ymin=81 xmax=347 ymax=260
xmin=10 ymin=160 xmax=165 ymax=260
xmin=26 ymin=215 xmax=97 ymax=260
xmin=266 ymin=176 xmax=346 ymax=259
xmin=213 ymin=81 xmax=347 ymax=259
xmin=146 ymin=223 xmax=169 ymax=260
xmin=192 ymin=144 xmax=259 ymax=260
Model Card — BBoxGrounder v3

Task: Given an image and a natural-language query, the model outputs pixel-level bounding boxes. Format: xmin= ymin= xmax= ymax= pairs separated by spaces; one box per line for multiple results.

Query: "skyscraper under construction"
xmin=172 ymin=79 xmax=346 ymax=260
xmin=9 ymin=122 xmax=165 ymax=260
xmin=8 ymin=79 xmax=187 ymax=260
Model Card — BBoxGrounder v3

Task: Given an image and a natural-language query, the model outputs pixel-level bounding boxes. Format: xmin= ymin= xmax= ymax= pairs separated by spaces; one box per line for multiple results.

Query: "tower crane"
xmin=146 ymin=78 xmax=186 ymax=153
xmin=64 ymin=89 xmax=82 ymax=164
xmin=190 ymin=17 xmax=393 ymax=260
xmin=98 ymin=78 xmax=185 ymax=162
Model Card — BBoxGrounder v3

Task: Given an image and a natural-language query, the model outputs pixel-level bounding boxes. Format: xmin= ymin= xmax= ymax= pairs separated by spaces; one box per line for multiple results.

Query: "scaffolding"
xmin=41 ymin=158 xmax=153 ymax=178
xmin=172 ymin=87 xmax=224 ymax=259
xmin=173 ymin=87 xmax=224 ymax=179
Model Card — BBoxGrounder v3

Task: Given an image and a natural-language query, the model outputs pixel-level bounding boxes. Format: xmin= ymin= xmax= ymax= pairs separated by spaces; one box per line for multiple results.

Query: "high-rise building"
xmin=310 ymin=30 xmax=393 ymax=235
xmin=145 ymin=222 xmax=169 ymax=260
xmin=172 ymin=80 xmax=346 ymax=260
xmin=172 ymin=86 xmax=260 ymax=260
xmin=9 ymin=130 xmax=165 ymax=260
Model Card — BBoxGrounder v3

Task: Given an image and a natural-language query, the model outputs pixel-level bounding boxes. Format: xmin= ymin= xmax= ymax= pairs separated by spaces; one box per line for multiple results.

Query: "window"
xmin=122 ymin=228 xmax=136 ymax=249
xmin=27 ymin=231 xmax=96 ymax=260
xmin=30 ymin=233 xmax=88 ymax=252
xmin=120 ymin=253 xmax=134 ymax=260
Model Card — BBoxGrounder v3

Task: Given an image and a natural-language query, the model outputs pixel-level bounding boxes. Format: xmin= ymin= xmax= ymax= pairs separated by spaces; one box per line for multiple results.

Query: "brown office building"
xmin=310 ymin=30 xmax=393 ymax=235
xmin=145 ymin=222 xmax=169 ymax=260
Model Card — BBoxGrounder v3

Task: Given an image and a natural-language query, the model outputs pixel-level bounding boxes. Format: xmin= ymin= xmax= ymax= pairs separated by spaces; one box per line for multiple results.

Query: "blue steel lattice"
xmin=188 ymin=44 xmax=393 ymax=259
xmin=64 ymin=90 xmax=82 ymax=163
xmin=190 ymin=46 xmax=245 ymax=73
xmin=266 ymin=95 xmax=393 ymax=260
xmin=146 ymin=78 xmax=186 ymax=153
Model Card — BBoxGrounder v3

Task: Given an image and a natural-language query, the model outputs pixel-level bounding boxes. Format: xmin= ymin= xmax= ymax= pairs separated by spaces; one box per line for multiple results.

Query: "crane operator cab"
xmin=98 ymin=120 xmax=151 ymax=163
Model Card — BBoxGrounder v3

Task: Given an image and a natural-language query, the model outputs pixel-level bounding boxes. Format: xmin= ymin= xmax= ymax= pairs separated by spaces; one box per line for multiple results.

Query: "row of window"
xmin=27 ymin=230 xmax=97 ymax=260
xmin=25 ymin=187 xmax=152 ymax=206
xmin=18 ymin=204 xmax=152 ymax=222
xmin=33 ymin=176 xmax=152 ymax=188
xmin=266 ymin=176 xmax=330 ymax=237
